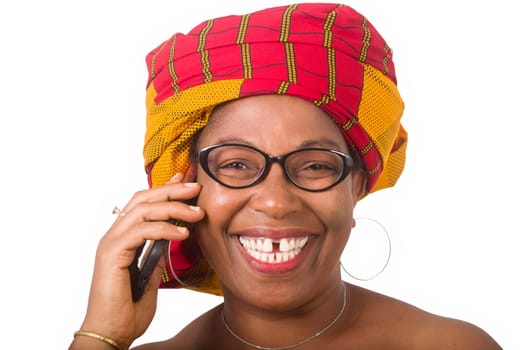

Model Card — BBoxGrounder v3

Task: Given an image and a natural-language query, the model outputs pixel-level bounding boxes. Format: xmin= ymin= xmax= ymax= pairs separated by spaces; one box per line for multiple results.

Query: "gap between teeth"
xmin=239 ymin=236 xmax=308 ymax=263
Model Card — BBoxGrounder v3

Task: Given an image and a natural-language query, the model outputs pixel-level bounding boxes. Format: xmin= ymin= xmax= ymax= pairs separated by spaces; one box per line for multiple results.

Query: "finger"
xmin=98 ymin=221 xmax=189 ymax=273
xmin=104 ymin=190 xmax=205 ymax=269
xmin=107 ymin=213 xmax=194 ymax=246
xmin=183 ymin=164 xmax=198 ymax=183
xmin=122 ymin=181 xmax=201 ymax=214
xmin=169 ymin=172 xmax=184 ymax=183
xmin=123 ymin=220 xmax=191 ymax=244
xmin=113 ymin=200 xmax=204 ymax=232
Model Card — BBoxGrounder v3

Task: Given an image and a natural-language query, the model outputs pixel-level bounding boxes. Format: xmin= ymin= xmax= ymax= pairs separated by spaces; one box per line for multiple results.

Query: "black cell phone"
xmin=129 ymin=194 xmax=197 ymax=302
xmin=129 ymin=238 xmax=168 ymax=302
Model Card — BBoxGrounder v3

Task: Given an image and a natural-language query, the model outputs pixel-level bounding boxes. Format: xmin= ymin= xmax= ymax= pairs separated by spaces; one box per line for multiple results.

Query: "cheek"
xmin=320 ymin=185 xmax=356 ymax=245
xmin=193 ymin=176 xmax=242 ymax=263
xmin=328 ymin=206 xmax=354 ymax=241
xmin=197 ymin=172 xmax=243 ymax=218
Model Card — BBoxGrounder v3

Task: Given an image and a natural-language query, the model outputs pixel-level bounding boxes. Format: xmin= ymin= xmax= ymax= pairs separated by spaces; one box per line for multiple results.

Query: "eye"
xmin=303 ymin=162 xmax=334 ymax=171
xmin=296 ymin=161 xmax=338 ymax=177
xmin=215 ymin=158 xmax=262 ymax=180
xmin=219 ymin=160 xmax=249 ymax=170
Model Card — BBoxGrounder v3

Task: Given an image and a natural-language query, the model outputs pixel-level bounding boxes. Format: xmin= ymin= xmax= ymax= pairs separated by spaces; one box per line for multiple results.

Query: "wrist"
xmin=70 ymin=330 xmax=127 ymax=350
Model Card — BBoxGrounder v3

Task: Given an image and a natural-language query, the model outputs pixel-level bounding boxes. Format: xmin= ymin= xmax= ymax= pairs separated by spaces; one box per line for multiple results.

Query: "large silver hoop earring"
xmin=167 ymin=239 xmax=192 ymax=287
xmin=164 ymin=233 xmax=213 ymax=288
xmin=340 ymin=217 xmax=392 ymax=281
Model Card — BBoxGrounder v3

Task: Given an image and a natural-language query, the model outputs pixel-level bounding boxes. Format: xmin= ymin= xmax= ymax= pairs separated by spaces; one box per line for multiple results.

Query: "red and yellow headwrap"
xmin=143 ymin=3 xmax=407 ymax=294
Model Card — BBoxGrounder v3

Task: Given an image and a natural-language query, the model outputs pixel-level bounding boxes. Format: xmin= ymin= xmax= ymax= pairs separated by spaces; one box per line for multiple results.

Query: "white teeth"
xmin=239 ymin=236 xmax=309 ymax=264
xmin=262 ymin=238 xmax=273 ymax=252
xmin=279 ymin=238 xmax=290 ymax=252
xmin=298 ymin=237 xmax=307 ymax=248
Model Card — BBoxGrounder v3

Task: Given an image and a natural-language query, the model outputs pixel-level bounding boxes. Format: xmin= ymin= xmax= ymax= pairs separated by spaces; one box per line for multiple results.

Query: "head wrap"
xmin=143 ymin=3 xmax=407 ymax=295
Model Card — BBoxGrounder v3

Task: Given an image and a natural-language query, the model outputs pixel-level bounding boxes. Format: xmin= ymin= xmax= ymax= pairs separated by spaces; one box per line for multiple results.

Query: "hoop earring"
xmin=165 ymin=234 xmax=212 ymax=288
xmin=340 ymin=217 xmax=391 ymax=282
xmin=167 ymin=239 xmax=192 ymax=287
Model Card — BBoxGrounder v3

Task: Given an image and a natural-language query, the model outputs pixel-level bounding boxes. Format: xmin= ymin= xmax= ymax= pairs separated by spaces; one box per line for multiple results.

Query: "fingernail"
xmin=189 ymin=205 xmax=200 ymax=212
xmin=176 ymin=226 xmax=187 ymax=233
xmin=184 ymin=182 xmax=199 ymax=187
xmin=170 ymin=173 xmax=183 ymax=183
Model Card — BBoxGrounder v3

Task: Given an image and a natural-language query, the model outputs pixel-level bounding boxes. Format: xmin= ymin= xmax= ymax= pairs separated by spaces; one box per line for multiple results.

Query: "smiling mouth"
xmin=238 ymin=236 xmax=309 ymax=264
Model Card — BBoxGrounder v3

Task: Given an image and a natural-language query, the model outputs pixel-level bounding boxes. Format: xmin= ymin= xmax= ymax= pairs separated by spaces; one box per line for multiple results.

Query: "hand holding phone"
xmin=129 ymin=238 xmax=168 ymax=302
xmin=129 ymin=216 xmax=192 ymax=302
xmin=129 ymin=170 xmax=199 ymax=302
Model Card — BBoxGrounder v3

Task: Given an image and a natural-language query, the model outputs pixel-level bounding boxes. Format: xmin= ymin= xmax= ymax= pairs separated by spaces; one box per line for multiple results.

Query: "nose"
xmin=248 ymin=162 xmax=303 ymax=220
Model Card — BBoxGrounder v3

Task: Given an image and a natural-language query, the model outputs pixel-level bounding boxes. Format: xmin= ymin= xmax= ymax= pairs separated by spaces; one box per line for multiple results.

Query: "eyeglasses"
xmin=198 ymin=144 xmax=354 ymax=192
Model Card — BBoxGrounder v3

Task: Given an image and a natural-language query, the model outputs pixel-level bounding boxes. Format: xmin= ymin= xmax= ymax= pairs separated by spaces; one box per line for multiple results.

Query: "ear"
xmin=351 ymin=169 xmax=367 ymax=203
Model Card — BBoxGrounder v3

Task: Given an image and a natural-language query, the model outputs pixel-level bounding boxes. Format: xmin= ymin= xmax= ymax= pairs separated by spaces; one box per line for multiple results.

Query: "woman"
xmin=69 ymin=3 xmax=501 ymax=349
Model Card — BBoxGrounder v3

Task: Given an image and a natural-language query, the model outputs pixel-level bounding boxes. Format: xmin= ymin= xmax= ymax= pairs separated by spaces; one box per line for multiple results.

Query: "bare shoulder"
xmin=416 ymin=315 xmax=502 ymax=349
xmin=349 ymin=284 xmax=502 ymax=349
xmin=131 ymin=304 xmax=224 ymax=350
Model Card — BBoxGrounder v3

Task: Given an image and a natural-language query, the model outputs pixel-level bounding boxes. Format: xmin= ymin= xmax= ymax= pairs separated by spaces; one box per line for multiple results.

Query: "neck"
xmin=221 ymin=282 xmax=348 ymax=349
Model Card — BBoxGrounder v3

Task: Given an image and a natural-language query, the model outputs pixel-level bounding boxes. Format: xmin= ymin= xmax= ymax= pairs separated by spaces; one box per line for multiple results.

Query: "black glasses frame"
xmin=198 ymin=143 xmax=354 ymax=192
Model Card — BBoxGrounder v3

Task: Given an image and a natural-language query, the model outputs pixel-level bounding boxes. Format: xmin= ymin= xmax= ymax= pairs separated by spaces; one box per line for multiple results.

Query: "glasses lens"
xmin=206 ymin=145 xmax=266 ymax=187
xmin=286 ymin=150 xmax=345 ymax=190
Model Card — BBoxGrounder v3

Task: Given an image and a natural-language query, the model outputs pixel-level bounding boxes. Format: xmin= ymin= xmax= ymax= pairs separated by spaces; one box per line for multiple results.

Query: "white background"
xmin=1 ymin=1 xmax=522 ymax=349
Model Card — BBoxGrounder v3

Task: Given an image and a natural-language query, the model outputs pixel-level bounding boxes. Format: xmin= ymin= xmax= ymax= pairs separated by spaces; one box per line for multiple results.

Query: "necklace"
xmin=221 ymin=283 xmax=347 ymax=350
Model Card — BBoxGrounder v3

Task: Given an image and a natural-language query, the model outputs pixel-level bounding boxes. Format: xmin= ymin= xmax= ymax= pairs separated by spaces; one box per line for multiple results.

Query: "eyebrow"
xmin=209 ymin=137 xmax=347 ymax=152
xmin=298 ymin=139 xmax=346 ymax=151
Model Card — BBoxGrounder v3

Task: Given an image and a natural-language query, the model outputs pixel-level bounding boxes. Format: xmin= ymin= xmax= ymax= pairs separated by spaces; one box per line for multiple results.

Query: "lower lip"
xmin=234 ymin=237 xmax=313 ymax=274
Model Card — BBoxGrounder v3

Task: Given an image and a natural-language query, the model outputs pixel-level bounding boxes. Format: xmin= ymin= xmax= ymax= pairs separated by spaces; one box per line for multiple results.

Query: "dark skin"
xmin=70 ymin=95 xmax=501 ymax=350
xmin=134 ymin=284 xmax=500 ymax=350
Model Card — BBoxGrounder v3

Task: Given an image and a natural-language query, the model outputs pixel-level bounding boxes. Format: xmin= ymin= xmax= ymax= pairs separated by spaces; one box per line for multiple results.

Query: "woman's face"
xmin=194 ymin=94 xmax=365 ymax=308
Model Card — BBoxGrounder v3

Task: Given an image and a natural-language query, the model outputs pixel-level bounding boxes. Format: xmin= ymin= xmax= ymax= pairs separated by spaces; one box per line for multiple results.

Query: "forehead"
xmin=199 ymin=95 xmax=348 ymax=152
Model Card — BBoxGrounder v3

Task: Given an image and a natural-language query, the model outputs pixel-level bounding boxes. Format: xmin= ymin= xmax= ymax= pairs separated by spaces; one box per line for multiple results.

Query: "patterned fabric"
xmin=143 ymin=3 xmax=407 ymax=294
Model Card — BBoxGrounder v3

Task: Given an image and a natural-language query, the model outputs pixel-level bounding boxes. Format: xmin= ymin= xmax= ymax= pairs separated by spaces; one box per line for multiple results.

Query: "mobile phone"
xmin=128 ymin=215 xmax=193 ymax=302
xmin=129 ymin=238 xmax=169 ymax=302
xmin=129 ymin=193 xmax=198 ymax=301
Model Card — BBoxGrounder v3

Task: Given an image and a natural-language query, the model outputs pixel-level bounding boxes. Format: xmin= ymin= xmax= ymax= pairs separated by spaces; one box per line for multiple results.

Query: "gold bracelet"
xmin=74 ymin=330 xmax=124 ymax=350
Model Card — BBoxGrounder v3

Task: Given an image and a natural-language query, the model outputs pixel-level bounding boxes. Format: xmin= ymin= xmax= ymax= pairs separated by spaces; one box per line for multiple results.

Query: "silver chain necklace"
xmin=221 ymin=283 xmax=347 ymax=350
